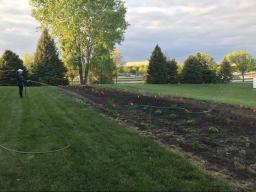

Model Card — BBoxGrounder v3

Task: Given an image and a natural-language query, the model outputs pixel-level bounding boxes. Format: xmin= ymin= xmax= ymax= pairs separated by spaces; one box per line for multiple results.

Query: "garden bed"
xmin=65 ymin=86 xmax=256 ymax=191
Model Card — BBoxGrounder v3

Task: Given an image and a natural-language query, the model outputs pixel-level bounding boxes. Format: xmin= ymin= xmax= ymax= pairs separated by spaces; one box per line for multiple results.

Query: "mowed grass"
xmin=101 ymin=83 xmax=256 ymax=108
xmin=0 ymin=87 xmax=234 ymax=191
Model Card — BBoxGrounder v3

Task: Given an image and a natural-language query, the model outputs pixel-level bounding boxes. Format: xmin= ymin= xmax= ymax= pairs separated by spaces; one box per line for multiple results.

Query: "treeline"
xmin=0 ymin=30 xmax=68 ymax=86
xmin=146 ymin=45 xmax=255 ymax=84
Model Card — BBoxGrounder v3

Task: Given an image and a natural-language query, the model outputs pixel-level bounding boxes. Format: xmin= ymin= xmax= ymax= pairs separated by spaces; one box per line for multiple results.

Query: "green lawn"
xmin=101 ymin=83 xmax=256 ymax=108
xmin=0 ymin=86 xmax=234 ymax=191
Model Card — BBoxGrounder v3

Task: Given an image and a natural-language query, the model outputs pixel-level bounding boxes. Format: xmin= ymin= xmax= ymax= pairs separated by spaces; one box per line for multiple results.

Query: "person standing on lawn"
xmin=17 ymin=69 xmax=25 ymax=98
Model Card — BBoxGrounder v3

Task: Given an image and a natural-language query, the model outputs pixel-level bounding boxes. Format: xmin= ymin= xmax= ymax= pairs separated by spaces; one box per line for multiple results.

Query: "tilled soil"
xmin=64 ymin=86 xmax=256 ymax=191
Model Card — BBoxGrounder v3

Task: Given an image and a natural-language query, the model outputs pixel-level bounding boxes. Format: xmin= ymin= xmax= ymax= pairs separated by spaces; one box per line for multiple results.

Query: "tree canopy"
xmin=181 ymin=55 xmax=204 ymax=84
xmin=30 ymin=0 xmax=128 ymax=85
xmin=166 ymin=59 xmax=178 ymax=84
xmin=0 ymin=50 xmax=26 ymax=85
xmin=224 ymin=50 xmax=255 ymax=82
xmin=219 ymin=58 xmax=233 ymax=83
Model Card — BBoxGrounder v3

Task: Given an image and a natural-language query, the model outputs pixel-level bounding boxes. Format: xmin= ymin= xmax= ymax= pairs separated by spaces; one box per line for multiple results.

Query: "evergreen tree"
xmin=32 ymin=29 xmax=68 ymax=85
xmin=181 ymin=56 xmax=204 ymax=84
xmin=219 ymin=58 xmax=233 ymax=83
xmin=166 ymin=59 xmax=178 ymax=84
xmin=0 ymin=50 xmax=26 ymax=85
xmin=147 ymin=45 xmax=168 ymax=84
xmin=195 ymin=52 xmax=218 ymax=83
xmin=181 ymin=53 xmax=218 ymax=84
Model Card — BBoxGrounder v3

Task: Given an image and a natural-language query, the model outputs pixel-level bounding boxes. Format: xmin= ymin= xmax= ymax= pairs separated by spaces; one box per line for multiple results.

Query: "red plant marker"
xmin=252 ymin=109 xmax=256 ymax=113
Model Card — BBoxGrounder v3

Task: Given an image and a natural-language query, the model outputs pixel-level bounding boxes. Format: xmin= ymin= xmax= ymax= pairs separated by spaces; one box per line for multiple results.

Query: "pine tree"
xmin=32 ymin=29 xmax=68 ymax=85
xmin=0 ymin=50 xmax=26 ymax=85
xmin=166 ymin=59 xmax=178 ymax=84
xmin=219 ymin=58 xmax=233 ymax=83
xmin=181 ymin=56 xmax=204 ymax=84
xmin=147 ymin=45 xmax=168 ymax=84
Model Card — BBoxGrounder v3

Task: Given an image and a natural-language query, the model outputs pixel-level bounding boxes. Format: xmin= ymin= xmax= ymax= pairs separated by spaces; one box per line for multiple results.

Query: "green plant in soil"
xmin=154 ymin=109 xmax=162 ymax=115
xmin=186 ymin=119 xmax=196 ymax=125
xmin=169 ymin=113 xmax=177 ymax=119
xmin=242 ymin=137 xmax=251 ymax=148
xmin=191 ymin=139 xmax=204 ymax=151
xmin=140 ymin=122 xmax=154 ymax=130
xmin=208 ymin=127 xmax=220 ymax=134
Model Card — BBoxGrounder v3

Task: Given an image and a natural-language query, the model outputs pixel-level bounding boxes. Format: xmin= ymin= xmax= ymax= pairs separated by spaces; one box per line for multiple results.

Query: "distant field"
xmin=100 ymin=83 xmax=256 ymax=108
xmin=0 ymin=86 xmax=234 ymax=191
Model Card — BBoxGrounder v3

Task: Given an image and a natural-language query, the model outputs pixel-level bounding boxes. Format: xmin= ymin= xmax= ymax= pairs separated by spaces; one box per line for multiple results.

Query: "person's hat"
xmin=17 ymin=69 xmax=23 ymax=74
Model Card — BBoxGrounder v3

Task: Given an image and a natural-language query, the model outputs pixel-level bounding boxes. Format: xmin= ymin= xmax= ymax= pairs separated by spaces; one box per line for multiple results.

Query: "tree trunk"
xmin=242 ymin=72 xmax=245 ymax=82
xmin=79 ymin=64 xmax=84 ymax=85
xmin=84 ymin=61 xmax=90 ymax=85
xmin=84 ymin=48 xmax=92 ymax=85
xmin=78 ymin=46 xmax=84 ymax=85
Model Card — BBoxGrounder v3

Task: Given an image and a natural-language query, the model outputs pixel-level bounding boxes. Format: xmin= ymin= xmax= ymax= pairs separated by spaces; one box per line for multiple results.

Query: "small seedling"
xmin=179 ymin=97 xmax=185 ymax=103
xmin=191 ymin=140 xmax=202 ymax=151
xmin=128 ymin=102 xmax=136 ymax=110
xmin=208 ymin=127 xmax=219 ymax=134
xmin=154 ymin=109 xmax=162 ymax=115
xmin=242 ymin=137 xmax=251 ymax=148
xmin=225 ymin=118 xmax=233 ymax=124
xmin=141 ymin=122 xmax=153 ymax=130
xmin=187 ymin=119 xmax=196 ymax=125
xmin=169 ymin=113 xmax=177 ymax=119
xmin=239 ymin=149 xmax=246 ymax=157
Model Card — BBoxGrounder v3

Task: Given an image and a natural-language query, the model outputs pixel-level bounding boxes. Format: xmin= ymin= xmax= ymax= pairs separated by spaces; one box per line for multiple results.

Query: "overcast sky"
xmin=0 ymin=0 xmax=255 ymax=62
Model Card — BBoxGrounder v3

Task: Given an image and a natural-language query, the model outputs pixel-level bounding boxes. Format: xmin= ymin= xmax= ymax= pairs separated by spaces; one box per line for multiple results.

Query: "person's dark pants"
xmin=19 ymin=85 xmax=24 ymax=98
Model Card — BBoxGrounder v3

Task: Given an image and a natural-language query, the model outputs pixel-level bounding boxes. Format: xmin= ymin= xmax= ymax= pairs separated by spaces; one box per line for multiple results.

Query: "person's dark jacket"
xmin=18 ymin=74 xmax=25 ymax=87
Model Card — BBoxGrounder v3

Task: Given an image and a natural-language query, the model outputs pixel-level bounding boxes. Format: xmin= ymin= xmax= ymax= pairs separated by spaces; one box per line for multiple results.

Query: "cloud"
xmin=0 ymin=0 xmax=255 ymax=62
xmin=0 ymin=0 xmax=40 ymax=57
xmin=120 ymin=0 xmax=256 ymax=62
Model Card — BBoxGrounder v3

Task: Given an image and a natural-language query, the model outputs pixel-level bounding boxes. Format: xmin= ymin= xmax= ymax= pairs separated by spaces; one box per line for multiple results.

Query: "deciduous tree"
xmin=30 ymin=0 xmax=128 ymax=85
xmin=112 ymin=49 xmax=123 ymax=84
xmin=225 ymin=51 xmax=254 ymax=82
